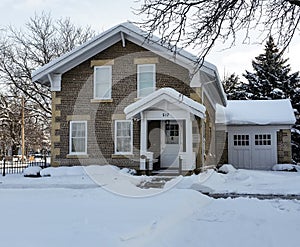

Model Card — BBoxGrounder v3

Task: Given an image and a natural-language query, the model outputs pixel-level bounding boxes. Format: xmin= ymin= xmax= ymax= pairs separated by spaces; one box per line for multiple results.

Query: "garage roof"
xmin=216 ymin=99 xmax=296 ymax=125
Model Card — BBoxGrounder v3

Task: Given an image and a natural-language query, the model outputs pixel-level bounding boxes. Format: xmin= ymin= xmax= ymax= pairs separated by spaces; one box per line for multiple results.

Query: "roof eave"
xmin=31 ymin=22 xmax=222 ymax=87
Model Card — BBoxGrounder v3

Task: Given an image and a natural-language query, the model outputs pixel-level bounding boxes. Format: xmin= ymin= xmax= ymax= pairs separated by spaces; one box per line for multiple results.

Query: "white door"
xmin=228 ymin=130 xmax=277 ymax=170
xmin=229 ymin=134 xmax=252 ymax=169
xmin=160 ymin=120 xmax=183 ymax=168
xmin=251 ymin=133 xmax=276 ymax=170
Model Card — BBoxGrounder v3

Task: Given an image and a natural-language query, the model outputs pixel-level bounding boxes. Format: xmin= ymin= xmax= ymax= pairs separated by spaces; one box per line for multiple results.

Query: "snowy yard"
xmin=0 ymin=165 xmax=300 ymax=247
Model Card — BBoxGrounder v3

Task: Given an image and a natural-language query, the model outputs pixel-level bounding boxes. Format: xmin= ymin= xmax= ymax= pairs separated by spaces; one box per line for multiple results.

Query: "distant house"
xmin=32 ymin=23 xmax=295 ymax=174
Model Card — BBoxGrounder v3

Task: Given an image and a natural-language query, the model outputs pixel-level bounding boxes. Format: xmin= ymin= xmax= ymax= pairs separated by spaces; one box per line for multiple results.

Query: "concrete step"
xmin=138 ymin=176 xmax=175 ymax=189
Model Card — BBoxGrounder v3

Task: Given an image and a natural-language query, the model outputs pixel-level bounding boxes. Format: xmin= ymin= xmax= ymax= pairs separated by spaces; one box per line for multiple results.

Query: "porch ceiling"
xmin=124 ymin=88 xmax=206 ymax=119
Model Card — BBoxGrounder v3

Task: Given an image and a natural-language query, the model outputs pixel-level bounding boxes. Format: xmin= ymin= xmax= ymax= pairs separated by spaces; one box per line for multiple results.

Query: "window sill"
xmin=91 ymin=99 xmax=113 ymax=103
xmin=67 ymin=154 xmax=89 ymax=159
xmin=111 ymin=154 xmax=134 ymax=159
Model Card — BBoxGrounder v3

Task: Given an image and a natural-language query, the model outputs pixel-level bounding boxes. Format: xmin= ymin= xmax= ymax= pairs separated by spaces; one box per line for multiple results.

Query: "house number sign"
xmin=162 ymin=112 xmax=170 ymax=117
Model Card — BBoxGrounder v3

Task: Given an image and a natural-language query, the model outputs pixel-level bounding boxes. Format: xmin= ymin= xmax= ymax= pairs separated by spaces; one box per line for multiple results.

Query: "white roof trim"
xmin=31 ymin=23 xmax=225 ymax=101
xmin=124 ymin=88 xmax=206 ymax=119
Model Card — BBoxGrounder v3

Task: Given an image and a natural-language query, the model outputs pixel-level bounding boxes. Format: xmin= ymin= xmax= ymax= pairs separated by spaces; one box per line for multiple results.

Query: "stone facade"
xmin=277 ymin=129 xmax=293 ymax=163
xmin=51 ymin=92 xmax=61 ymax=167
xmin=52 ymin=41 xmax=198 ymax=168
xmin=203 ymin=94 xmax=216 ymax=168
xmin=215 ymin=130 xmax=228 ymax=165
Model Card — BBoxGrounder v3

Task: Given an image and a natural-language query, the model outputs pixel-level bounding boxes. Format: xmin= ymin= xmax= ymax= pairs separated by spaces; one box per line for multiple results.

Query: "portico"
xmin=124 ymin=88 xmax=206 ymax=173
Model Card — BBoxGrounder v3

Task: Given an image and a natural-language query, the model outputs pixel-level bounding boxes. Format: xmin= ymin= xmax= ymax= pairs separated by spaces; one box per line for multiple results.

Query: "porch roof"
xmin=124 ymin=88 xmax=206 ymax=119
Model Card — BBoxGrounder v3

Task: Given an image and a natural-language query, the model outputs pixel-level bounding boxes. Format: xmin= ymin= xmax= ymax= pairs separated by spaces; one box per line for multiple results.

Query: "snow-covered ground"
xmin=172 ymin=164 xmax=300 ymax=195
xmin=0 ymin=165 xmax=300 ymax=247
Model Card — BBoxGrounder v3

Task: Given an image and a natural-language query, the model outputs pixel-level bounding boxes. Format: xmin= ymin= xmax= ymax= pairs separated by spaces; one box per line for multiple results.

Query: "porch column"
xmin=186 ymin=118 xmax=195 ymax=168
xmin=186 ymin=117 xmax=193 ymax=154
xmin=140 ymin=112 xmax=147 ymax=170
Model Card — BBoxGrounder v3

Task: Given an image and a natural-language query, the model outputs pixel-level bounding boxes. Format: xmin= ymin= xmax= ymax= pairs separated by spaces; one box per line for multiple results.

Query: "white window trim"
xmin=255 ymin=134 xmax=272 ymax=146
xmin=69 ymin=121 xmax=88 ymax=155
xmin=233 ymin=134 xmax=250 ymax=146
xmin=137 ymin=64 xmax=156 ymax=98
xmin=114 ymin=120 xmax=133 ymax=155
xmin=93 ymin=65 xmax=112 ymax=100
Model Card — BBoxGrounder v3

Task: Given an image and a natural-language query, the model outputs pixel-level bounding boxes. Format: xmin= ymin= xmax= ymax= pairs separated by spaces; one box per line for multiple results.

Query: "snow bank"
xmin=38 ymin=165 xmax=159 ymax=197
xmin=40 ymin=166 xmax=85 ymax=177
xmin=119 ymin=167 xmax=137 ymax=175
xmin=272 ymin=164 xmax=300 ymax=172
xmin=218 ymin=164 xmax=237 ymax=174
xmin=165 ymin=169 xmax=224 ymax=193
xmin=165 ymin=167 xmax=300 ymax=195
xmin=84 ymin=165 xmax=156 ymax=197
xmin=8 ymin=164 xmax=300 ymax=196
xmin=23 ymin=166 xmax=42 ymax=177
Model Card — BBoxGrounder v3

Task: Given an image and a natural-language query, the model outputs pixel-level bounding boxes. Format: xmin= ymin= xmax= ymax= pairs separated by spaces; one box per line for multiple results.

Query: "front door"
xmin=160 ymin=120 xmax=183 ymax=168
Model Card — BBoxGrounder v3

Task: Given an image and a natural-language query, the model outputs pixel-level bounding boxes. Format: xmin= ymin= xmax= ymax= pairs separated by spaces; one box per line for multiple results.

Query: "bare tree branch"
xmin=0 ymin=12 xmax=95 ymax=121
xmin=135 ymin=0 xmax=300 ymax=64
xmin=0 ymin=12 xmax=95 ymax=153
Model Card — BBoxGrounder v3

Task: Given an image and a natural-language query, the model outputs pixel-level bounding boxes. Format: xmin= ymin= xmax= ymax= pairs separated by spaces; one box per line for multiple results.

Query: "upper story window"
xmin=137 ymin=64 xmax=156 ymax=98
xmin=69 ymin=121 xmax=87 ymax=155
xmin=94 ymin=66 xmax=112 ymax=99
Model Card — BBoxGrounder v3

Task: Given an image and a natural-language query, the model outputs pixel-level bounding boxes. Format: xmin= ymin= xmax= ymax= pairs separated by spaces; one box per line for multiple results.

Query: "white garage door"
xmin=228 ymin=130 xmax=277 ymax=170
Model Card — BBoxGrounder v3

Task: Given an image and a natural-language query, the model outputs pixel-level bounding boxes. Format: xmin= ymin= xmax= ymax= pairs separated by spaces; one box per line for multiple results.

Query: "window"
xmin=94 ymin=66 xmax=112 ymax=99
xmin=165 ymin=121 xmax=179 ymax=144
xmin=69 ymin=121 xmax=87 ymax=154
xmin=115 ymin=120 xmax=133 ymax=154
xmin=255 ymin=134 xmax=271 ymax=145
xmin=233 ymin=134 xmax=249 ymax=146
xmin=137 ymin=64 xmax=155 ymax=97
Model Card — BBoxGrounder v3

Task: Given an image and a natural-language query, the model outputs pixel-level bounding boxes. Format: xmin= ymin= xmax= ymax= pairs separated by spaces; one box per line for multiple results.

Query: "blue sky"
xmin=0 ymin=0 xmax=299 ymax=79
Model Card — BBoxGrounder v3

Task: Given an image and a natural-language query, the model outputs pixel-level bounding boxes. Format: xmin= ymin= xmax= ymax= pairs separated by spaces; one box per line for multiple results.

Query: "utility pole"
xmin=21 ymin=96 xmax=25 ymax=163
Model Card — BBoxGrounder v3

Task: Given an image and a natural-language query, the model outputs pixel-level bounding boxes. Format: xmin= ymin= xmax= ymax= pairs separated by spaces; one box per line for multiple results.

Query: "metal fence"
xmin=0 ymin=158 xmax=50 ymax=176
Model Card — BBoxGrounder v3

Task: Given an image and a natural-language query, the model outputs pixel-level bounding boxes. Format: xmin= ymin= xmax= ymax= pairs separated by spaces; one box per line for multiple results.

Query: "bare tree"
xmin=136 ymin=0 xmax=300 ymax=63
xmin=0 ymin=12 xmax=95 ymax=120
xmin=0 ymin=94 xmax=22 ymax=155
xmin=0 ymin=92 xmax=50 ymax=156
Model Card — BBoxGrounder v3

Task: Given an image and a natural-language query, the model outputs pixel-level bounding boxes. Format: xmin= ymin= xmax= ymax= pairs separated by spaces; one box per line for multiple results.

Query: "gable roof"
xmin=31 ymin=22 xmax=226 ymax=106
xmin=216 ymin=99 xmax=296 ymax=125
xmin=124 ymin=88 xmax=206 ymax=119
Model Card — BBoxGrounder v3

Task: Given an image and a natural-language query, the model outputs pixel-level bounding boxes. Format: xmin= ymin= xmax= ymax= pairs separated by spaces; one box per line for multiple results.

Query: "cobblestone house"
xmin=32 ymin=23 xmax=294 ymax=172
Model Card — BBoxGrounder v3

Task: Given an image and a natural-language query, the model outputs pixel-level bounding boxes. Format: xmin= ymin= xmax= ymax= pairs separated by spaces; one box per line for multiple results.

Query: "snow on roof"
xmin=216 ymin=99 xmax=296 ymax=125
xmin=124 ymin=88 xmax=206 ymax=119
xmin=31 ymin=22 xmax=226 ymax=107
xmin=32 ymin=22 xmax=217 ymax=82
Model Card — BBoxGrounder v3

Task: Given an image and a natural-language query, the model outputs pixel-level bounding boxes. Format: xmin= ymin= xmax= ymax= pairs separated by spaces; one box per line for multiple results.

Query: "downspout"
xmin=201 ymin=87 xmax=205 ymax=171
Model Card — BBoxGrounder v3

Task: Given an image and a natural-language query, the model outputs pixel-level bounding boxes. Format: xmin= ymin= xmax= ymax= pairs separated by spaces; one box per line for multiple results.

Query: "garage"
xmin=228 ymin=126 xmax=277 ymax=170
xmin=216 ymin=99 xmax=296 ymax=170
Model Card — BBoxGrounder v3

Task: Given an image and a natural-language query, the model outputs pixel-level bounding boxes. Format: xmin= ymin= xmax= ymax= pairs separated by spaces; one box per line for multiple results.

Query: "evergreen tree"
xmin=243 ymin=36 xmax=299 ymax=100
xmin=243 ymin=36 xmax=300 ymax=162
xmin=222 ymin=73 xmax=248 ymax=100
